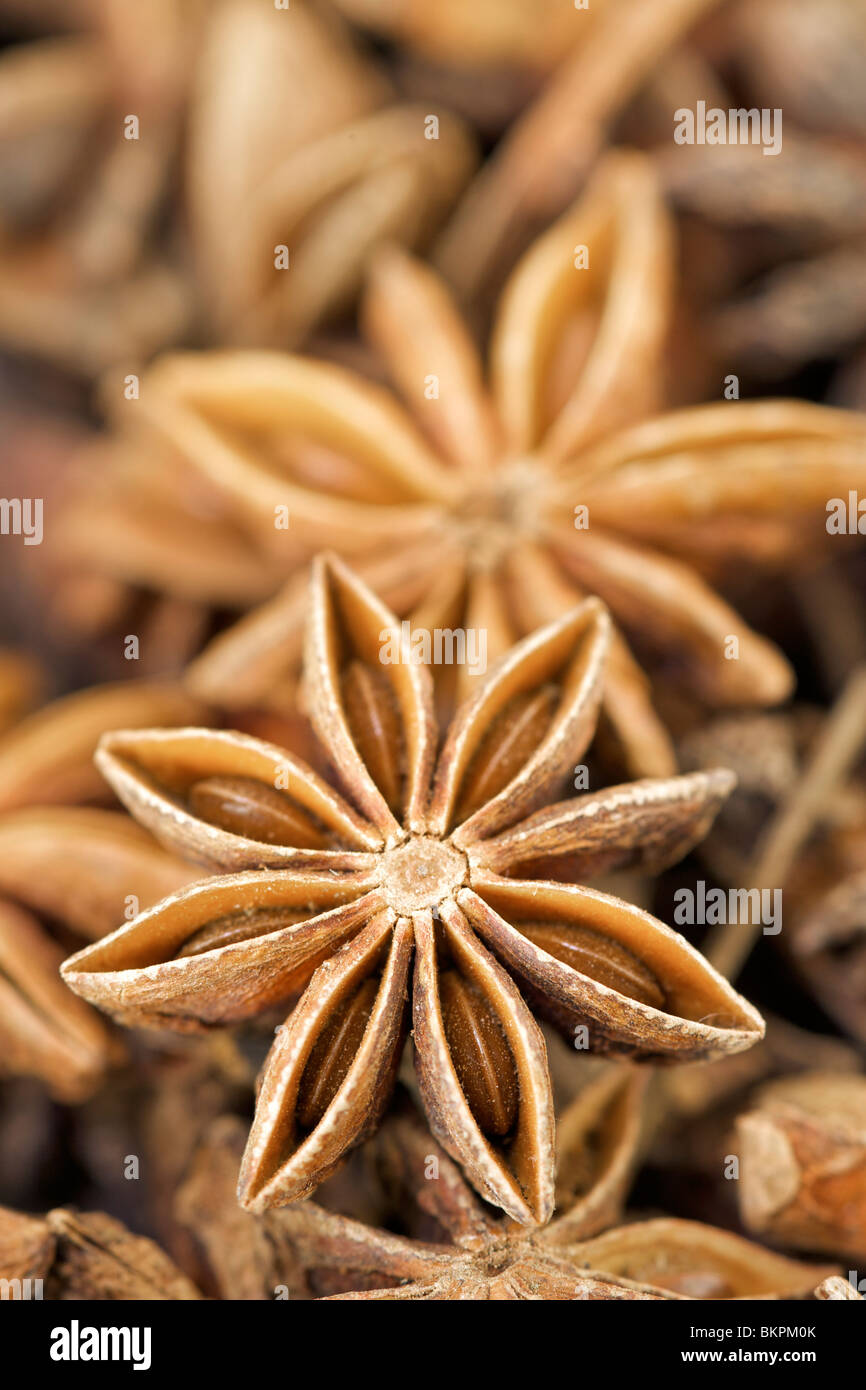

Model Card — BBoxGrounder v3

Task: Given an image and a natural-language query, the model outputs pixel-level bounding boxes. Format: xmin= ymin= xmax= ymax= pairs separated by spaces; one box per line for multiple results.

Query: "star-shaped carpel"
xmin=133 ymin=150 xmax=866 ymax=777
xmin=175 ymin=1093 xmax=836 ymax=1301
xmin=63 ymin=556 xmax=763 ymax=1224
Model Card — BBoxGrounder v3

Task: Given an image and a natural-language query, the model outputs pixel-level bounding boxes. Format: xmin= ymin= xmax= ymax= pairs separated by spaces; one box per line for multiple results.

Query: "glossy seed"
xmin=456 ymin=687 xmax=558 ymax=822
xmin=187 ymin=775 xmax=327 ymax=848
xmin=296 ymin=976 xmax=379 ymax=1130
xmin=340 ymin=660 xmax=403 ymax=813
xmin=176 ymin=907 xmax=309 ymax=959
xmin=439 ymin=970 xmax=518 ymax=1137
xmin=520 ymin=922 xmax=666 ymax=1010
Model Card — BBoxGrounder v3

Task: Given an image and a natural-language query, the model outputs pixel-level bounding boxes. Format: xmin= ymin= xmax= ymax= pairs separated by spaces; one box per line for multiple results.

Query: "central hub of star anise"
xmin=455 ymin=455 xmax=545 ymax=564
xmin=378 ymin=837 xmax=469 ymax=915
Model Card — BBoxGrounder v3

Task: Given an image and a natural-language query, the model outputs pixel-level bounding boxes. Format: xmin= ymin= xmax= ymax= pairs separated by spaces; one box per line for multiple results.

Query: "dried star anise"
xmin=130 ymin=151 xmax=866 ymax=780
xmin=62 ymin=555 xmax=763 ymax=1223
xmin=0 ymin=680 xmax=201 ymax=1097
xmin=0 ymin=1204 xmax=201 ymax=1300
xmin=430 ymin=0 xmax=723 ymax=302
xmin=174 ymin=1113 xmax=313 ymax=1301
xmin=815 ymin=1276 xmax=863 ymax=1301
xmin=187 ymin=0 xmax=476 ymax=351
xmin=0 ymin=0 xmax=199 ymax=374
xmin=202 ymin=1093 xmax=833 ymax=1301
xmin=736 ymin=1072 xmax=866 ymax=1263
xmin=0 ymin=0 xmax=475 ymax=375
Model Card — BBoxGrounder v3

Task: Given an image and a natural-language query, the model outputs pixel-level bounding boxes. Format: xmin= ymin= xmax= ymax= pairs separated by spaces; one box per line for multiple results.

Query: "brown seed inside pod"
xmin=176 ymin=907 xmax=310 ymax=959
xmin=296 ymin=976 xmax=380 ymax=1130
xmin=456 ymin=687 xmax=559 ymax=822
xmin=188 ymin=775 xmax=328 ymax=848
xmin=340 ymin=660 xmax=404 ymax=813
xmin=520 ymin=922 xmax=666 ymax=1010
xmin=439 ymin=969 xmax=519 ymax=1137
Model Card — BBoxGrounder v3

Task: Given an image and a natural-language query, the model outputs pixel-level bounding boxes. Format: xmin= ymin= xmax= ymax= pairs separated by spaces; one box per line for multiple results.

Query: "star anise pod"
xmin=331 ymin=0 xmax=581 ymax=78
xmin=175 ymin=1073 xmax=650 ymax=1299
xmin=214 ymin=1091 xmax=833 ymax=1300
xmin=430 ymin=0 xmax=722 ymax=301
xmin=678 ymin=709 xmax=816 ymax=884
xmin=645 ymin=1019 xmax=861 ymax=1234
xmin=62 ymin=555 xmax=763 ymax=1223
xmin=737 ymin=1072 xmax=866 ymax=1263
xmin=0 ymin=1204 xmax=202 ymax=1300
xmin=174 ymin=1112 xmax=314 ymax=1300
xmin=135 ymin=151 xmax=866 ymax=779
xmin=0 ymin=680 xmax=201 ymax=1097
xmin=39 ymin=428 xmax=279 ymax=688
xmin=0 ymin=678 xmax=207 ymax=812
xmin=187 ymin=0 xmax=476 ymax=351
xmin=0 ymin=0 xmax=200 ymax=374
xmin=0 ymin=0 xmax=475 ymax=377
xmin=815 ymin=1276 xmax=863 ymax=1301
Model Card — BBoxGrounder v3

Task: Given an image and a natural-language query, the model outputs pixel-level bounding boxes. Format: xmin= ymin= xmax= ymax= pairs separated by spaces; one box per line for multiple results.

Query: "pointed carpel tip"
xmin=759 ymin=644 xmax=797 ymax=702
xmin=94 ymin=729 xmax=125 ymax=756
xmin=313 ymin=550 xmax=353 ymax=589
xmin=235 ymin=1182 xmax=260 ymax=1215
xmin=737 ymin=640 xmax=795 ymax=707
xmin=93 ymin=730 xmax=136 ymax=776
xmin=707 ymin=765 xmax=738 ymax=799
xmin=94 ymin=725 xmax=176 ymax=762
xmin=58 ymin=955 xmax=87 ymax=991
xmin=309 ymin=551 xmax=331 ymax=580
xmin=733 ymin=997 xmax=767 ymax=1045
xmin=531 ymin=1195 xmax=555 ymax=1229
xmin=563 ymin=595 xmax=612 ymax=649
xmin=588 ymin=596 xmax=613 ymax=638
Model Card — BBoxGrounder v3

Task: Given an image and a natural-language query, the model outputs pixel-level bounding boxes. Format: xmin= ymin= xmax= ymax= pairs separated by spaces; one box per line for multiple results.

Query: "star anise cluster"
xmin=62 ymin=558 xmax=763 ymax=1224
xmin=1 ymin=0 xmax=866 ymax=1320
xmin=53 ymin=150 xmax=866 ymax=763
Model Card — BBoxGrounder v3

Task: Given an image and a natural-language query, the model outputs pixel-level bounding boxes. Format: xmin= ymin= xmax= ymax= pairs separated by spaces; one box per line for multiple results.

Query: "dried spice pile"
xmin=0 ymin=0 xmax=865 ymax=1310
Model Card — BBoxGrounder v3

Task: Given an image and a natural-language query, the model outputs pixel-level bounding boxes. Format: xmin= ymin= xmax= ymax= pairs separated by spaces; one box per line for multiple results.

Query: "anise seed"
xmin=296 ymin=976 xmax=379 ymax=1129
xmin=456 ymin=687 xmax=559 ymax=822
xmin=188 ymin=774 xmax=327 ymax=848
xmin=176 ymin=907 xmax=308 ymax=959
xmin=340 ymin=660 xmax=404 ymax=813
xmin=520 ymin=922 xmax=667 ymax=1010
xmin=439 ymin=969 xmax=518 ymax=1137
